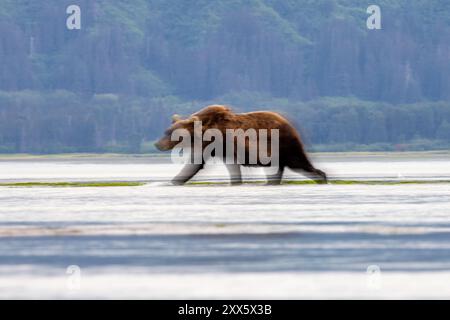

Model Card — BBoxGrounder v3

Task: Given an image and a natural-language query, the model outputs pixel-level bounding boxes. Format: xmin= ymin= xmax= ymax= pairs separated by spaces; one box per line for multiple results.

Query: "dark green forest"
xmin=1 ymin=0 xmax=450 ymax=153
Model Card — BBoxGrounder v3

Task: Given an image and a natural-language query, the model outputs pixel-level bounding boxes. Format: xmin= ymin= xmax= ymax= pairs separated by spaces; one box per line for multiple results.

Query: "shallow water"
xmin=1 ymin=153 xmax=449 ymax=182
xmin=0 ymin=153 xmax=450 ymax=298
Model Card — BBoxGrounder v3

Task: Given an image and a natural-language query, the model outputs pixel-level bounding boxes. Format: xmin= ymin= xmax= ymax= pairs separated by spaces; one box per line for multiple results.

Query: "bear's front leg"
xmin=172 ymin=164 xmax=204 ymax=185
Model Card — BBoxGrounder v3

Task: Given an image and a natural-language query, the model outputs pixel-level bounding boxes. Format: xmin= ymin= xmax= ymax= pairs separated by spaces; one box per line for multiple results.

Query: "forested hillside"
xmin=1 ymin=0 xmax=450 ymax=153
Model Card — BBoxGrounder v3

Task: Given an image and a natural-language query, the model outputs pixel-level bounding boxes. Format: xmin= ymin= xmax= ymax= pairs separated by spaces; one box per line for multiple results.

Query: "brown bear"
xmin=155 ymin=105 xmax=327 ymax=185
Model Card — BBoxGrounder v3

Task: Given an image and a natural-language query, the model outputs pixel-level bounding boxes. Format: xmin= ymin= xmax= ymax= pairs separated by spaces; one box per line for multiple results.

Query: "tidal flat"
xmin=1 ymin=152 xmax=450 ymax=298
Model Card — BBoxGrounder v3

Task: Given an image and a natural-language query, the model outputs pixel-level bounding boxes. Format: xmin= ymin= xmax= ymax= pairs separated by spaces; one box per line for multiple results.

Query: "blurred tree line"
xmin=0 ymin=0 xmax=449 ymax=153
xmin=1 ymin=90 xmax=449 ymax=153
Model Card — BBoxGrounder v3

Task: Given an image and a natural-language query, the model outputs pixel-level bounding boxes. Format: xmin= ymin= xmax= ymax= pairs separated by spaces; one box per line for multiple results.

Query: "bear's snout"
xmin=154 ymin=136 xmax=174 ymax=151
xmin=154 ymin=140 xmax=167 ymax=151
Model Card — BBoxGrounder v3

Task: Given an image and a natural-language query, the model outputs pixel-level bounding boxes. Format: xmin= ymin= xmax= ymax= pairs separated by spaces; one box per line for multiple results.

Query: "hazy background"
xmin=0 ymin=0 xmax=449 ymax=153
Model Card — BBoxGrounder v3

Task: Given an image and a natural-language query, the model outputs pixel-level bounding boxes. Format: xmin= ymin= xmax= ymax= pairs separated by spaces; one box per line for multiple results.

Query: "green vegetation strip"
xmin=190 ymin=180 xmax=450 ymax=186
xmin=288 ymin=180 xmax=450 ymax=185
xmin=0 ymin=182 xmax=146 ymax=188
xmin=1 ymin=180 xmax=450 ymax=188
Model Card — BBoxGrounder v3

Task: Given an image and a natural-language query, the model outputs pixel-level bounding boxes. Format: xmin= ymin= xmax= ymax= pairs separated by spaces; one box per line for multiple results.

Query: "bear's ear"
xmin=190 ymin=115 xmax=200 ymax=123
xmin=179 ymin=115 xmax=199 ymax=126
xmin=172 ymin=114 xmax=182 ymax=123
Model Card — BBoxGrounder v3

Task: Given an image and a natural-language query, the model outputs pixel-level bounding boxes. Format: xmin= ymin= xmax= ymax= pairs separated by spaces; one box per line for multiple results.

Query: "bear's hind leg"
xmin=266 ymin=166 xmax=284 ymax=185
xmin=289 ymin=163 xmax=328 ymax=184
xmin=306 ymin=167 xmax=328 ymax=184
xmin=226 ymin=164 xmax=243 ymax=185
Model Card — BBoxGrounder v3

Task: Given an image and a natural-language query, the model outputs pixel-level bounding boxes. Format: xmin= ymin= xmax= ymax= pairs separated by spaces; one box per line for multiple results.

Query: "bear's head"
xmin=154 ymin=114 xmax=199 ymax=151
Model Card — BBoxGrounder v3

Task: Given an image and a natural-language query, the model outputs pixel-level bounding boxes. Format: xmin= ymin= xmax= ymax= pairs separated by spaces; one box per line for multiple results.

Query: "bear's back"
xmin=194 ymin=105 xmax=292 ymax=130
